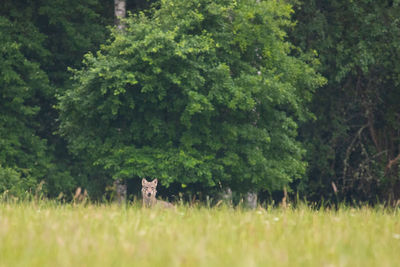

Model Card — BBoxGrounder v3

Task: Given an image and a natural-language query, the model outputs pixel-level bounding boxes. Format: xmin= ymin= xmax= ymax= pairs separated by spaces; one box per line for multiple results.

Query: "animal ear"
xmin=142 ymin=178 xmax=147 ymax=186
xmin=152 ymin=178 xmax=158 ymax=186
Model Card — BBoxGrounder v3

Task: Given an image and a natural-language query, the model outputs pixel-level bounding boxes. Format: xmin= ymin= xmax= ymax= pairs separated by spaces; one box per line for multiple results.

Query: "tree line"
xmin=1 ymin=0 xmax=399 ymax=204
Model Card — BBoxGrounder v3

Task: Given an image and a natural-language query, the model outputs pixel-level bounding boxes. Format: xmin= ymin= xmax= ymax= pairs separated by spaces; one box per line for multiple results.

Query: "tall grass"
xmin=0 ymin=202 xmax=399 ymax=267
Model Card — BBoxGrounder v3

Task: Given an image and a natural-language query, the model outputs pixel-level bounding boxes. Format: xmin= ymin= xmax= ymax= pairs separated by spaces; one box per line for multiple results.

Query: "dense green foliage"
xmin=0 ymin=0 xmax=113 ymax=197
xmin=58 ymin=0 xmax=324 ymax=193
xmin=291 ymin=0 xmax=400 ymax=202
xmin=1 ymin=0 xmax=400 ymax=203
xmin=0 ymin=15 xmax=53 ymax=194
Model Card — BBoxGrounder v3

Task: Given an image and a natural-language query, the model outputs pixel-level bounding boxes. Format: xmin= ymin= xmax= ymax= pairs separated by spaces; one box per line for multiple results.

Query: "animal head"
xmin=141 ymin=178 xmax=158 ymax=199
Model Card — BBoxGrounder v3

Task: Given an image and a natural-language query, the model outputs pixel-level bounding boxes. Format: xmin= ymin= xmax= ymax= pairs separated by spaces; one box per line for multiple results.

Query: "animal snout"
xmin=147 ymin=192 xmax=152 ymax=197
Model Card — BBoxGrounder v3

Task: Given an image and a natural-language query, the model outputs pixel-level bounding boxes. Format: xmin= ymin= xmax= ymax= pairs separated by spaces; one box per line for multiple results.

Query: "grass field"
xmin=0 ymin=202 xmax=399 ymax=267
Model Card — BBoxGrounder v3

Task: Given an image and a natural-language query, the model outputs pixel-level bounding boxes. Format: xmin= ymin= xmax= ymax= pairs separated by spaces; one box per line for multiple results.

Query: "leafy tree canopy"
xmin=0 ymin=0 xmax=113 ymax=197
xmin=59 ymin=0 xmax=325 ymax=192
xmin=0 ymin=16 xmax=51 ymax=192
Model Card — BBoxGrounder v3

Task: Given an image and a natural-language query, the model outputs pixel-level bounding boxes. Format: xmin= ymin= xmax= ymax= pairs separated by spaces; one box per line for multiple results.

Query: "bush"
xmin=59 ymin=0 xmax=324 ymax=193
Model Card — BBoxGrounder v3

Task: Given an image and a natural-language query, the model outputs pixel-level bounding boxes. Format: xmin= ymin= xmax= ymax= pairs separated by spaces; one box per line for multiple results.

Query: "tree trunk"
xmin=113 ymin=1 xmax=127 ymax=204
xmin=114 ymin=0 xmax=126 ymax=30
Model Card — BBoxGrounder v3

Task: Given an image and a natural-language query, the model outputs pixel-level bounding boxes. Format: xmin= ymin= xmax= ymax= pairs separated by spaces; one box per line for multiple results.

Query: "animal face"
xmin=141 ymin=178 xmax=158 ymax=199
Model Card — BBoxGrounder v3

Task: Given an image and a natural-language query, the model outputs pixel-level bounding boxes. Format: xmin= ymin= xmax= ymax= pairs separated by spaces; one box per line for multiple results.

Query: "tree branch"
xmin=385 ymin=153 xmax=400 ymax=174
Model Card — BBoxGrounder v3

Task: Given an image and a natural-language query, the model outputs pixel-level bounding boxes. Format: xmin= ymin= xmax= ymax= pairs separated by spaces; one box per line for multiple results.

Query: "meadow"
xmin=0 ymin=202 xmax=399 ymax=267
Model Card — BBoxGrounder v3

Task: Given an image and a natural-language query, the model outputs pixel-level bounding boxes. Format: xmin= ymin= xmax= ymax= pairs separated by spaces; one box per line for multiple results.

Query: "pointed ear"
xmin=142 ymin=178 xmax=147 ymax=186
xmin=152 ymin=178 xmax=158 ymax=186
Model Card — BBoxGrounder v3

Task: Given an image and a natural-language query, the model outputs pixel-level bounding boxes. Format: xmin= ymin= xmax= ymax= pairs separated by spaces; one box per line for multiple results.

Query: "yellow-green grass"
xmin=0 ymin=203 xmax=399 ymax=267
